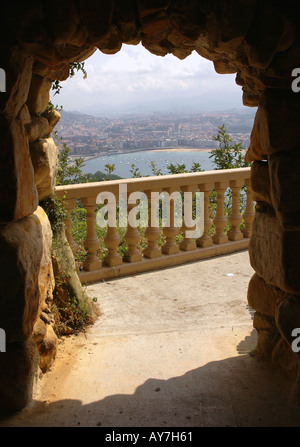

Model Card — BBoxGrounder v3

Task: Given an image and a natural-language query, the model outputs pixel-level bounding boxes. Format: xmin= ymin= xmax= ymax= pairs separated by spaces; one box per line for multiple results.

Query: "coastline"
xmin=80 ymin=147 xmax=213 ymax=162
xmin=150 ymin=147 xmax=212 ymax=153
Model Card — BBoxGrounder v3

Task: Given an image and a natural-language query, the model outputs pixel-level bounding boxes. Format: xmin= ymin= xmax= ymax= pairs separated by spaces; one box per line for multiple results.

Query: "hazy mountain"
xmin=78 ymin=88 xmax=246 ymax=116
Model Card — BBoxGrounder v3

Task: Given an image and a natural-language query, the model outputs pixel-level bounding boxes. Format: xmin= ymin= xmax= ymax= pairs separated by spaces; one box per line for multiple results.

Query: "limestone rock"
xmin=17 ymin=104 xmax=31 ymax=125
xmin=243 ymin=4 xmax=295 ymax=69
xmin=247 ymin=273 xmax=287 ymax=318
xmin=258 ymin=89 xmax=300 ymax=155
xmin=37 ymin=325 xmax=58 ymax=373
xmin=0 ymin=338 xmax=40 ymax=412
xmin=0 ymin=45 xmax=33 ymax=119
xmin=77 ymin=0 xmax=114 ymax=48
xmin=269 ymin=149 xmax=300 ymax=230
xmin=114 ymin=0 xmax=141 ymax=44
xmin=272 ymin=338 xmax=300 ymax=385
xmin=250 ymin=160 xmax=271 ymax=205
xmin=45 ymin=1 xmax=89 ymax=47
xmin=249 ymin=209 xmax=300 ymax=294
xmin=0 ymin=206 xmax=53 ymax=342
xmin=26 ymin=74 xmax=52 ymax=114
xmin=0 ymin=116 xmax=38 ymax=223
xmin=100 ymin=26 xmax=122 ymax=55
xmin=46 ymin=109 xmax=61 ymax=135
xmin=275 ymin=297 xmax=300 ymax=352
xmin=32 ymin=317 xmax=47 ymax=344
xmin=29 ymin=137 xmax=58 ymax=201
xmin=252 ymin=311 xmax=279 ymax=359
xmin=52 ymin=225 xmax=95 ymax=320
xmin=245 ymin=107 xmax=268 ymax=162
xmin=25 ymin=116 xmax=50 ymax=143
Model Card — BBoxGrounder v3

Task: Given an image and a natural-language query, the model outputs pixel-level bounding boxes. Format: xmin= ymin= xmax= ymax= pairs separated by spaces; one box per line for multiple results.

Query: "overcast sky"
xmin=51 ymin=43 xmax=244 ymax=114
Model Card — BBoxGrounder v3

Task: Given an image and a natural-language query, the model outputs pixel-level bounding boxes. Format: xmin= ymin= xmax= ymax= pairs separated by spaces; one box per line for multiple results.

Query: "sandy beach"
xmin=81 ymin=147 xmax=213 ymax=162
xmin=150 ymin=147 xmax=212 ymax=153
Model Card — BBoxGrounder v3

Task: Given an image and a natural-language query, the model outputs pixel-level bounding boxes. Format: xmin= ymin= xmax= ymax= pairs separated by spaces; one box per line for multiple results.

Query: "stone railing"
xmin=55 ymin=167 xmax=253 ymax=284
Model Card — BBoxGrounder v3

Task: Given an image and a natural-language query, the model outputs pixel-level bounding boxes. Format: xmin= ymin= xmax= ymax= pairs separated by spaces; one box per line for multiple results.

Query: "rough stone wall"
xmin=0 ymin=0 xmax=300 ymax=411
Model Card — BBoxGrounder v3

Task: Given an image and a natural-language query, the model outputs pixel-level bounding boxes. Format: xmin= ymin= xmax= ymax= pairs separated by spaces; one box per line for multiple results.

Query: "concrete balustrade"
xmin=55 ymin=168 xmax=253 ymax=284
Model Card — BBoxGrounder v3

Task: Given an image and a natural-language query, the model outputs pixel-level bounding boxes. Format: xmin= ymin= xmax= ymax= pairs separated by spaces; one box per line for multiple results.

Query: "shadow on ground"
xmin=2 ymin=348 xmax=300 ymax=428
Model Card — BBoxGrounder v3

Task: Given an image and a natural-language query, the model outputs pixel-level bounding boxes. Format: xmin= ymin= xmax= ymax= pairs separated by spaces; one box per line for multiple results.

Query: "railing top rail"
xmin=55 ymin=167 xmax=251 ymax=200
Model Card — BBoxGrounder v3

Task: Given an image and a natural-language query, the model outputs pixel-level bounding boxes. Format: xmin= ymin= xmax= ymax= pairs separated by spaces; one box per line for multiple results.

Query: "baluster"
xmin=197 ymin=183 xmax=213 ymax=248
xmin=104 ymin=193 xmax=122 ymax=267
xmin=162 ymin=187 xmax=180 ymax=255
xmin=212 ymin=181 xmax=228 ymax=244
xmin=81 ymin=197 xmax=102 ymax=271
xmin=179 ymin=185 xmax=197 ymax=251
xmin=124 ymin=191 xmax=143 ymax=262
xmin=228 ymin=179 xmax=244 ymax=241
xmin=242 ymin=178 xmax=255 ymax=238
xmin=143 ymin=189 xmax=162 ymax=258
xmin=63 ymin=197 xmax=78 ymax=253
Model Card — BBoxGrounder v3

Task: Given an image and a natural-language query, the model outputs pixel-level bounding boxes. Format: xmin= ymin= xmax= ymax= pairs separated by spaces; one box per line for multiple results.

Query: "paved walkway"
xmin=1 ymin=251 xmax=300 ymax=427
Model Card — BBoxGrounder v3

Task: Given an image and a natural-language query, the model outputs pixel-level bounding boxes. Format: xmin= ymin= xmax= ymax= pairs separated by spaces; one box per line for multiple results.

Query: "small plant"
xmin=130 ymin=163 xmax=143 ymax=178
xmin=50 ymin=293 xmax=92 ymax=337
xmin=209 ymin=124 xmax=251 ymax=170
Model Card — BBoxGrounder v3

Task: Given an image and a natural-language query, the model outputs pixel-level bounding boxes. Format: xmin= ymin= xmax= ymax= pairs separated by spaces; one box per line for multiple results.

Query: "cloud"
xmin=52 ymin=43 xmax=242 ymax=111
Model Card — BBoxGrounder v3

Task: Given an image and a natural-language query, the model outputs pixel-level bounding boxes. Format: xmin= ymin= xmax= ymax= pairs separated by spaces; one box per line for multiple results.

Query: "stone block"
xmin=249 ymin=209 xmax=300 ymax=294
xmin=269 ymin=149 xmax=300 ymax=230
xmin=217 ymin=0 xmax=256 ymax=44
xmin=0 ymin=206 xmax=53 ymax=342
xmin=271 ymin=337 xmax=300 ymax=383
xmin=275 ymin=297 xmax=300 ymax=352
xmin=25 ymin=116 xmax=50 ymax=143
xmin=0 ymin=338 xmax=40 ymax=412
xmin=246 ymin=88 xmax=300 ymax=161
xmin=46 ymin=109 xmax=61 ymax=135
xmin=114 ymin=0 xmax=141 ymax=44
xmin=77 ymin=0 xmax=114 ymax=47
xmin=245 ymin=107 xmax=268 ymax=162
xmin=247 ymin=273 xmax=287 ymax=318
xmin=32 ymin=317 xmax=47 ymax=344
xmin=100 ymin=26 xmax=123 ymax=55
xmin=29 ymin=137 xmax=58 ymax=201
xmin=37 ymin=325 xmax=58 ymax=373
xmin=0 ymin=116 xmax=38 ymax=223
xmin=17 ymin=104 xmax=31 ymax=125
xmin=45 ymin=0 xmax=89 ymax=47
xmin=141 ymin=12 xmax=169 ymax=42
xmin=252 ymin=311 xmax=279 ymax=359
xmin=26 ymin=74 xmax=52 ymax=114
xmin=263 ymin=89 xmax=299 ymax=153
xmin=0 ymin=46 xmax=33 ymax=118
xmin=136 ymin=0 xmax=170 ymax=18
xmin=168 ymin=0 xmax=205 ymax=42
xmin=250 ymin=160 xmax=271 ymax=205
xmin=243 ymin=4 xmax=295 ymax=69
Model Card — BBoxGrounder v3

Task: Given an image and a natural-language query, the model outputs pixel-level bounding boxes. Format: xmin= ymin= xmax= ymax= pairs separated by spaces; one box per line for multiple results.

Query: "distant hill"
xmin=58 ymin=107 xmax=256 ymax=124
xmin=78 ymin=89 xmax=253 ymax=117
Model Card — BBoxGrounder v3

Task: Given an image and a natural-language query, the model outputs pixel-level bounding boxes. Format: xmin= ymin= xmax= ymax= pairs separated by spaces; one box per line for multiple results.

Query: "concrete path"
xmin=1 ymin=251 xmax=300 ymax=427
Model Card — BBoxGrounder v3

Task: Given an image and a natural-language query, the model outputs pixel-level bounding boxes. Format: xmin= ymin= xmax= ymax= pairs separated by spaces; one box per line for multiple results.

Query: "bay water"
xmin=81 ymin=149 xmax=215 ymax=179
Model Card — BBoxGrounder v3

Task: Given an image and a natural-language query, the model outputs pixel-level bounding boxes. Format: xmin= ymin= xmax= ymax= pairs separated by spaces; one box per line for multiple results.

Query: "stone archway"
xmin=1 ymin=0 xmax=300 ymax=412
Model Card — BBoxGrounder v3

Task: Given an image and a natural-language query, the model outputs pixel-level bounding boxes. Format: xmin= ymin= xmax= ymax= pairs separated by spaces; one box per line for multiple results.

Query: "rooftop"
xmin=2 ymin=250 xmax=300 ymax=427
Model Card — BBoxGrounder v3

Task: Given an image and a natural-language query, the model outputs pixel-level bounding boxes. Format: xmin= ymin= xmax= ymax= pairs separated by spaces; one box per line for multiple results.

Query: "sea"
xmin=81 ymin=149 xmax=215 ymax=179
